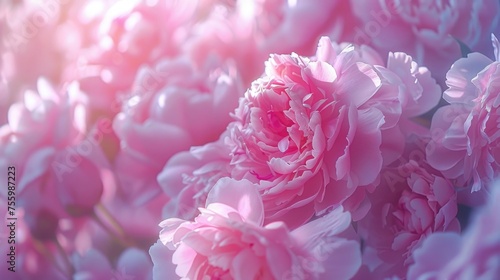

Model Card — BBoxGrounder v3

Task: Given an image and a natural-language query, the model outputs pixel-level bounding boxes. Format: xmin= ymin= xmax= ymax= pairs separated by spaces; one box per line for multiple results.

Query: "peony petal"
xmin=407 ymin=232 xmax=462 ymax=280
xmin=444 ymin=53 xmax=492 ymax=104
xmin=337 ymin=62 xmax=382 ymax=107
xmin=318 ymin=240 xmax=362 ymax=280
xmin=149 ymin=240 xmax=179 ymax=280
xmin=292 ymin=206 xmax=352 ymax=248
xmin=18 ymin=147 xmax=55 ymax=193
xmin=205 ymin=178 xmax=264 ymax=225
xmin=230 ymin=249 xmax=261 ymax=280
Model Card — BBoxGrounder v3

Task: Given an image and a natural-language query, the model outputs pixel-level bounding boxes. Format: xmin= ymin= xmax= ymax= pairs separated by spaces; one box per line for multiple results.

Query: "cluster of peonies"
xmin=1 ymin=0 xmax=500 ymax=279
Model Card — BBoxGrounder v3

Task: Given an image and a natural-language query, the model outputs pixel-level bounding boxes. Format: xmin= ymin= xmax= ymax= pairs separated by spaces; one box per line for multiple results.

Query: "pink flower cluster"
xmin=1 ymin=1 xmax=499 ymax=279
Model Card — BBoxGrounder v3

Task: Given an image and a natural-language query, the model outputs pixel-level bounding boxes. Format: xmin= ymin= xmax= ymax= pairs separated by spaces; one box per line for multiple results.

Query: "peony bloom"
xmin=357 ymin=140 xmax=460 ymax=279
xmin=426 ymin=35 xmax=500 ymax=201
xmin=159 ymin=36 xmax=440 ymax=228
xmin=0 ymin=79 xmax=109 ymax=218
xmin=153 ymin=178 xmax=361 ymax=280
xmin=408 ymin=180 xmax=500 ymax=280
xmin=228 ymin=49 xmax=386 ymax=226
xmin=114 ymin=55 xmax=243 ymax=205
xmin=350 ymin=0 xmax=500 ymax=84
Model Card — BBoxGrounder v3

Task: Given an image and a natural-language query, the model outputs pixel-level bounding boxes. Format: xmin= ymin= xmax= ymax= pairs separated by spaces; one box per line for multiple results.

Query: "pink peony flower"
xmin=350 ymin=0 xmax=500 ymax=84
xmin=408 ymin=181 xmax=500 ymax=280
xmin=426 ymin=35 xmax=500 ymax=199
xmin=357 ymin=143 xmax=460 ymax=278
xmin=159 ymin=37 xmax=441 ymax=228
xmin=228 ymin=49 xmax=386 ymax=225
xmin=114 ymin=55 xmax=243 ymax=205
xmin=154 ymin=178 xmax=361 ymax=280
xmin=0 ymin=79 xmax=111 ymax=220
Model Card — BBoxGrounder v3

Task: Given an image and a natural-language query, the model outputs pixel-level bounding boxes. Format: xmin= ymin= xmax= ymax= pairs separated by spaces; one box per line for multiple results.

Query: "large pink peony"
xmin=158 ymin=37 xmax=441 ymax=228
xmin=426 ymin=35 xmax=500 ymax=200
xmin=350 ymin=0 xmax=500 ymax=84
xmin=408 ymin=180 xmax=500 ymax=280
xmin=357 ymin=137 xmax=460 ymax=279
xmin=153 ymin=178 xmax=361 ymax=280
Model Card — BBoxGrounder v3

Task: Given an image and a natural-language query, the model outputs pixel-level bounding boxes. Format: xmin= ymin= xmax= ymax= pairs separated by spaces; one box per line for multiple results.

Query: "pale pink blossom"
xmin=0 ymin=79 xmax=109 ymax=219
xmin=426 ymin=35 xmax=500 ymax=200
xmin=350 ymin=0 xmax=500 ymax=84
xmin=357 ymin=149 xmax=459 ymax=278
xmin=408 ymin=181 xmax=500 ymax=280
xmin=154 ymin=178 xmax=361 ymax=280
xmin=114 ymin=55 xmax=243 ymax=206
